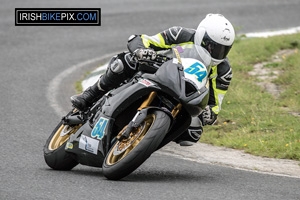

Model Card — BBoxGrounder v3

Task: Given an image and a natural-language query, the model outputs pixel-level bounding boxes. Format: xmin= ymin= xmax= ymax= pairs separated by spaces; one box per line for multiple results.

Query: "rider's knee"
xmin=98 ymin=52 xmax=136 ymax=91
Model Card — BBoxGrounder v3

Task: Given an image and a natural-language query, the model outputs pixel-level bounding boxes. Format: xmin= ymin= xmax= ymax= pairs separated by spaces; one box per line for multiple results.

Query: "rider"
xmin=71 ymin=13 xmax=235 ymax=146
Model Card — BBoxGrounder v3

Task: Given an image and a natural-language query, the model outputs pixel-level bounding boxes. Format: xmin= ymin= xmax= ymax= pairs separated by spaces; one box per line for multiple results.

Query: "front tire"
xmin=43 ymin=121 xmax=81 ymax=170
xmin=102 ymin=110 xmax=171 ymax=180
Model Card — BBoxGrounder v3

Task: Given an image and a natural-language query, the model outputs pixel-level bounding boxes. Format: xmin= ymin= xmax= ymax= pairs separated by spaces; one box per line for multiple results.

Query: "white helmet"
xmin=195 ymin=14 xmax=235 ymax=66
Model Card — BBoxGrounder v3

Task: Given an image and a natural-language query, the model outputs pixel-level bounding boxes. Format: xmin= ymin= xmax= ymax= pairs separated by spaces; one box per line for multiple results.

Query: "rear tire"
xmin=102 ymin=110 xmax=171 ymax=180
xmin=43 ymin=121 xmax=80 ymax=170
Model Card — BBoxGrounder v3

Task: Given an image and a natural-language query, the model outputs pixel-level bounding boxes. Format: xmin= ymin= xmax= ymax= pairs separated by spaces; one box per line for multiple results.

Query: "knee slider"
xmin=99 ymin=54 xmax=128 ymax=91
xmin=187 ymin=127 xmax=203 ymax=141
xmin=109 ymin=57 xmax=124 ymax=74
xmin=188 ymin=117 xmax=203 ymax=141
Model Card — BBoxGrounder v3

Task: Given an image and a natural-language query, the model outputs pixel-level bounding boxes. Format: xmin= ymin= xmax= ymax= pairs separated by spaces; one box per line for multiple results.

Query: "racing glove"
xmin=200 ymin=105 xmax=218 ymax=126
xmin=134 ymin=48 xmax=157 ymax=61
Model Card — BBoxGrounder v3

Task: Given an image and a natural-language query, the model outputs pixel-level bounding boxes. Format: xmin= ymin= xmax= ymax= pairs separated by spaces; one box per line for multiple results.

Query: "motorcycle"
xmin=44 ymin=44 xmax=212 ymax=180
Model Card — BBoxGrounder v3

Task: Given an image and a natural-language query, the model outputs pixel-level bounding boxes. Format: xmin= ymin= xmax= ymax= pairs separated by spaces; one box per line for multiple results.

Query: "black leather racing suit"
xmin=97 ymin=26 xmax=233 ymax=144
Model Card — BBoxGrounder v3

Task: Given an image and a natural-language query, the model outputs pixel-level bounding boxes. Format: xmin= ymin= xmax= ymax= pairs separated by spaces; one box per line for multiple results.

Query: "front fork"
xmin=117 ymin=91 xmax=181 ymax=141
xmin=138 ymin=91 xmax=182 ymax=118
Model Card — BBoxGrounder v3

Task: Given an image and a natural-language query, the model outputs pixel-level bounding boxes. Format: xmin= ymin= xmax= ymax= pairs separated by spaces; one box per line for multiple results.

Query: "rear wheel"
xmin=44 ymin=120 xmax=81 ymax=170
xmin=102 ymin=110 xmax=171 ymax=180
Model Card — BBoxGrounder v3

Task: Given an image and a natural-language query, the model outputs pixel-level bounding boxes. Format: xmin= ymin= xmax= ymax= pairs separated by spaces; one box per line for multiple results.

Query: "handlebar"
xmin=130 ymin=53 xmax=171 ymax=66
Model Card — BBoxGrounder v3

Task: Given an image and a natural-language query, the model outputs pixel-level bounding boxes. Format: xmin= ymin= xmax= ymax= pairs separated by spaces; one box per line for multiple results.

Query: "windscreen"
xmin=173 ymin=44 xmax=212 ymax=72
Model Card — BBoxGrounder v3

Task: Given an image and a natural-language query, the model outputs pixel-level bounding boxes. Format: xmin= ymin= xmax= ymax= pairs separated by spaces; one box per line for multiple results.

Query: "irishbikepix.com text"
xmin=15 ymin=8 xmax=101 ymax=26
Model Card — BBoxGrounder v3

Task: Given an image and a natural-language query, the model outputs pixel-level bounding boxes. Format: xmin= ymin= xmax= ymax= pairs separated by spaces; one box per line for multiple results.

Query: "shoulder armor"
xmin=164 ymin=26 xmax=195 ymax=44
xmin=168 ymin=26 xmax=183 ymax=41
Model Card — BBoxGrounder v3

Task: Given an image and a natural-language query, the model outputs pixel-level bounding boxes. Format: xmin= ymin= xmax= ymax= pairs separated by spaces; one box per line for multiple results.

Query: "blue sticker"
xmin=91 ymin=117 xmax=108 ymax=140
xmin=184 ymin=62 xmax=207 ymax=82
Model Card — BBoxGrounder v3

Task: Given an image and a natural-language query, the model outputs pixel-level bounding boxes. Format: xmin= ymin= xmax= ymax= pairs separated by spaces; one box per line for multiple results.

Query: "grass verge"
xmin=75 ymin=71 xmax=91 ymax=94
xmin=201 ymin=33 xmax=300 ymax=161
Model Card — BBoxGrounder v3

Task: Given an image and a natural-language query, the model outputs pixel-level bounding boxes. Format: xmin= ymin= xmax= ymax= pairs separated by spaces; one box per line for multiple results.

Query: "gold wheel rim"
xmin=106 ymin=114 xmax=155 ymax=165
xmin=48 ymin=124 xmax=81 ymax=151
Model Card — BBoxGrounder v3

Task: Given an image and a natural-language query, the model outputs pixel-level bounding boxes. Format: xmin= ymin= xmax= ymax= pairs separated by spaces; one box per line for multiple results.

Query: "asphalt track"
xmin=1 ymin=0 xmax=300 ymax=199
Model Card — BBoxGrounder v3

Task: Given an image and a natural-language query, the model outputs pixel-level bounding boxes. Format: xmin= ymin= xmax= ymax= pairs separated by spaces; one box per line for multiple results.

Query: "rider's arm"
xmin=127 ymin=26 xmax=195 ymax=52
xmin=208 ymin=58 xmax=232 ymax=115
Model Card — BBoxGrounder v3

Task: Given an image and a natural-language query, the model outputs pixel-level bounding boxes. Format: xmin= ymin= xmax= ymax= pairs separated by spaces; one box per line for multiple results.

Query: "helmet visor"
xmin=201 ymin=32 xmax=232 ymax=60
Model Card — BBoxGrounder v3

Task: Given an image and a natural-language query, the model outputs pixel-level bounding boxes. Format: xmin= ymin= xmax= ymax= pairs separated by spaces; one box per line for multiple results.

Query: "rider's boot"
xmin=70 ymin=81 xmax=105 ymax=111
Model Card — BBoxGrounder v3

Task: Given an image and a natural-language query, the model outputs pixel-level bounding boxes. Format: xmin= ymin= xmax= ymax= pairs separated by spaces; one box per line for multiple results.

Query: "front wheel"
xmin=43 ymin=120 xmax=81 ymax=170
xmin=102 ymin=110 xmax=171 ymax=180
